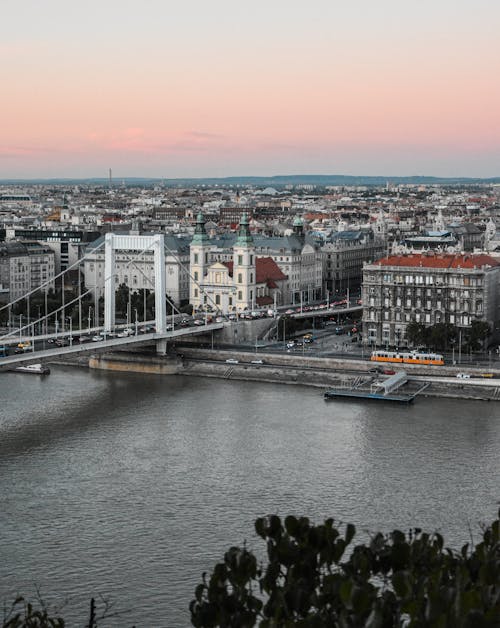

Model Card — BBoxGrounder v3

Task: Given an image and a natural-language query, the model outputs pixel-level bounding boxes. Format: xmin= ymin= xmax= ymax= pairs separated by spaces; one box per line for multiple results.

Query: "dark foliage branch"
xmin=190 ymin=510 xmax=500 ymax=627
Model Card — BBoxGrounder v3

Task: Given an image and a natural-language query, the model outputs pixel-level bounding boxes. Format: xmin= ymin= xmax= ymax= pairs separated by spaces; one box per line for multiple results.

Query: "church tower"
xmin=293 ymin=216 xmax=305 ymax=240
xmin=233 ymin=213 xmax=256 ymax=312
xmin=485 ymin=217 xmax=496 ymax=251
xmin=190 ymin=212 xmax=210 ymax=310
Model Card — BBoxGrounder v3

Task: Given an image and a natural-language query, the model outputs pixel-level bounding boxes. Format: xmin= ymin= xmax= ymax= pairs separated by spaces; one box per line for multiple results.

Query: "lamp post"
xmin=134 ymin=308 xmax=138 ymax=336
xmin=19 ymin=314 xmax=22 ymax=341
xmin=88 ymin=306 xmax=92 ymax=334
xmin=66 ymin=317 xmax=73 ymax=346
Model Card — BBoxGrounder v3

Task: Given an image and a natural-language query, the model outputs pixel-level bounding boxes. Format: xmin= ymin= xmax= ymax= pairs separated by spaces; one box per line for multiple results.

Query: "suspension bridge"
xmin=0 ymin=233 xmax=226 ymax=370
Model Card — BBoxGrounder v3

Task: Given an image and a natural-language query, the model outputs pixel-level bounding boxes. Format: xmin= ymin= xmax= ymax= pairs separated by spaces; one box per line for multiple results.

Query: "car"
xmin=225 ymin=358 xmax=239 ymax=364
xmin=382 ymin=368 xmax=396 ymax=375
xmin=456 ymin=373 xmax=471 ymax=379
xmin=78 ymin=335 xmax=91 ymax=343
xmin=286 ymin=342 xmax=295 ymax=349
xmin=92 ymin=335 xmax=102 ymax=342
xmin=481 ymin=373 xmax=494 ymax=378
xmin=250 ymin=359 xmax=264 ymax=364
xmin=193 ymin=319 xmax=204 ymax=326
xmin=285 ymin=309 xmax=294 ymax=314
xmin=14 ymin=346 xmax=31 ymax=354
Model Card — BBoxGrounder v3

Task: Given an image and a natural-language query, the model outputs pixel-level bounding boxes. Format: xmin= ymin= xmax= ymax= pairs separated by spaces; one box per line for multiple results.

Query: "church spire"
xmin=192 ymin=212 xmax=209 ymax=244
xmin=236 ymin=213 xmax=253 ymax=245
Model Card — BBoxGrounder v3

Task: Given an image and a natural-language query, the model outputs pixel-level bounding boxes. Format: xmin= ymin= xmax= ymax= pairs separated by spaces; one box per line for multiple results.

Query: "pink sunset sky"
xmin=1 ymin=0 xmax=499 ymax=179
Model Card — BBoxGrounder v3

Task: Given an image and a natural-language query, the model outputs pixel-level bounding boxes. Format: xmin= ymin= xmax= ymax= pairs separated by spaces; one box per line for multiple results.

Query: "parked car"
xmin=456 ymin=373 xmax=471 ymax=379
xmin=250 ymin=359 xmax=264 ymax=365
xmin=225 ymin=358 xmax=239 ymax=364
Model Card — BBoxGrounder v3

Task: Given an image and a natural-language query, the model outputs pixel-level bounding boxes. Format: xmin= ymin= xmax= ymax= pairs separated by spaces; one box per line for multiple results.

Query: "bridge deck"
xmin=0 ymin=323 xmax=223 ymax=369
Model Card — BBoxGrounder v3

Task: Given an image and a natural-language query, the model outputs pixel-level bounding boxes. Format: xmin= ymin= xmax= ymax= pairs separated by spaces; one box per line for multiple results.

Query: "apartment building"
xmin=322 ymin=229 xmax=385 ymax=296
xmin=362 ymin=252 xmax=500 ymax=347
xmin=0 ymin=242 xmax=55 ymax=301
xmin=83 ymin=233 xmax=191 ymax=306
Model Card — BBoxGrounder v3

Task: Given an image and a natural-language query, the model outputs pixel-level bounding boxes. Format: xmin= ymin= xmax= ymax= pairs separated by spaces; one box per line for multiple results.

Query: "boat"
xmin=13 ymin=363 xmax=50 ymax=375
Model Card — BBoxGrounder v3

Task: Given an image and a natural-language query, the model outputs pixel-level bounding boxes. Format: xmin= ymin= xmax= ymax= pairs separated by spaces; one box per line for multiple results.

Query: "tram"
xmin=371 ymin=350 xmax=444 ymax=366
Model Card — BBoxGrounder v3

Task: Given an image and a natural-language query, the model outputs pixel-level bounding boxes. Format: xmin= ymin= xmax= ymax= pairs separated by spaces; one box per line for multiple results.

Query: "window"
xmin=215 ymin=294 xmax=220 ymax=305
xmin=229 ymin=297 xmax=232 ymax=306
xmin=238 ymin=290 xmax=242 ymax=300
xmin=194 ymin=271 xmax=198 ymax=281
xmin=238 ymin=273 xmax=242 ymax=284
xmin=250 ymin=255 xmax=253 ymax=265
xmin=194 ymin=253 xmax=198 ymax=264
xmin=238 ymin=255 xmax=243 ymax=265
xmin=194 ymin=288 xmax=198 ymax=297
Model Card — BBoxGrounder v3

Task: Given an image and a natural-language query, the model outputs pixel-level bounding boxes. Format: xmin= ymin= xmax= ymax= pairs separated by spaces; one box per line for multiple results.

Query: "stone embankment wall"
xmin=86 ymin=347 xmax=500 ymax=401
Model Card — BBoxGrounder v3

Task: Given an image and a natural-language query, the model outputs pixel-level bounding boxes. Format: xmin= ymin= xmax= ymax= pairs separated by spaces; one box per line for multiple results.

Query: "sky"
xmin=1 ymin=0 xmax=500 ymax=179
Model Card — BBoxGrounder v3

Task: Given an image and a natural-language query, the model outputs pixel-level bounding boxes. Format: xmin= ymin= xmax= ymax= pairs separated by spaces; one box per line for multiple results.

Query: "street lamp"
xmin=134 ymin=308 xmax=138 ymax=335
xmin=19 ymin=314 xmax=22 ymax=341
xmin=66 ymin=317 xmax=73 ymax=346
xmin=88 ymin=306 xmax=93 ymax=334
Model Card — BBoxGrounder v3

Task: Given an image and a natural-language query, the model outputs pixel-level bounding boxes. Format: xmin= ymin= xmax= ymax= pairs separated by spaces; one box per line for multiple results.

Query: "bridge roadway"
xmin=0 ymin=322 xmax=224 ymax=370
xmin=288 ymin=305 xmax=362 ymax=319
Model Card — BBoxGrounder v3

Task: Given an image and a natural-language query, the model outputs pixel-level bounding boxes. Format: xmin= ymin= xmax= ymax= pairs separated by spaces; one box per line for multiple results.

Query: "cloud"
xmin=186 ymin=131 xmax=224 ymax=140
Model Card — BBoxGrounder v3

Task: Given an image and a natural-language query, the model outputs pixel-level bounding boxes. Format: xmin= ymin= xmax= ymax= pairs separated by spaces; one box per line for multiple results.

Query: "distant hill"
xmin=1 ymin=174 xmax=499 ymax=187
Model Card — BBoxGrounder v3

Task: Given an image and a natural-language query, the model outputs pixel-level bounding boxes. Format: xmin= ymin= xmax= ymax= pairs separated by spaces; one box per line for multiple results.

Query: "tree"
xmin=190 ymin=510 xmax=500 ymax=627
xmin=405 ymin=322 xmax=428 ymax=347
xmin=466 ymin=320 xmax=491 ymax=352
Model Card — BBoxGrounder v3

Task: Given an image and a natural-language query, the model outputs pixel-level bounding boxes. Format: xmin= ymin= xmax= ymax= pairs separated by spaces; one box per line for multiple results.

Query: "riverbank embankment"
xmin=81 ymin=347 xmax=500 ymax=401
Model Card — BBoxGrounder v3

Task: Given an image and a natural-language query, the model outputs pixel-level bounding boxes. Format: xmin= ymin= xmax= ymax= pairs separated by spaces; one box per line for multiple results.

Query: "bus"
xmin=371 ymin=350 xmax=444 ymax=366
xmin=0 ymin=346 xmax=8 ymax=357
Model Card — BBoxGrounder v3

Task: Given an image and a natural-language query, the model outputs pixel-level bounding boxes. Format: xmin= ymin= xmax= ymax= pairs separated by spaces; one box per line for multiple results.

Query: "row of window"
xmin=377 ymin=273 xmax=484 ymax=287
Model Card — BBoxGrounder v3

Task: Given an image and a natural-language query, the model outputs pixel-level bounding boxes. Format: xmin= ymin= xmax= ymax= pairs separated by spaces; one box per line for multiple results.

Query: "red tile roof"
xmin=374 ymin=253 xmax=499 ymax=269
xmin=256 ymin=257 xmax=288 ymax=283
xmin=224 ymin=257 xmax=288 ymax=282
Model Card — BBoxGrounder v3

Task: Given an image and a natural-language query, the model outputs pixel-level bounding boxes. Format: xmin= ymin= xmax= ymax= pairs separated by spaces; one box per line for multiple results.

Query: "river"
xmin=0 ymin=366 xmax=498 ymax=627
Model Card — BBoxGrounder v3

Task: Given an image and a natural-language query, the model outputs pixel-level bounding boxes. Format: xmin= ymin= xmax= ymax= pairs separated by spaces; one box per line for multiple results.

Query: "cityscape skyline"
xmin=2 ymin=0 xmax=500 ymax=179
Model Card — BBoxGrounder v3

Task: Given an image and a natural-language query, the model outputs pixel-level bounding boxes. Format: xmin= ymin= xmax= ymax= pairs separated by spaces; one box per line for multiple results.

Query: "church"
xmin=189 ymin=213 xmax=287 ymax=314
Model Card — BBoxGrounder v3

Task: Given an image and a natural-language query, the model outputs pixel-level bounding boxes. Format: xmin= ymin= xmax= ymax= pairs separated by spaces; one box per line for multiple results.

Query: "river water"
xmin=0 ymin=366 xmax=498 ymax=627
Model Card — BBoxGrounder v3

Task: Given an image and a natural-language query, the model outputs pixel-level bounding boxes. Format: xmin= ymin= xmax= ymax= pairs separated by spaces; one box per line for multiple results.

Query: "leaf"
xmin=284 ymin=515 xmax=299 ymax=536
xmin=392 ymin=571 xmax=409 ymax=598
xmin=345 ymin=523 xmax=356 ymax=545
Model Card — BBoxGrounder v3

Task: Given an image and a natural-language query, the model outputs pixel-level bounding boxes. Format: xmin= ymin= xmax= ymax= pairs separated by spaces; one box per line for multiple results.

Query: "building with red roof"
xmin=362 ymin=252 xmax=500 ymax=348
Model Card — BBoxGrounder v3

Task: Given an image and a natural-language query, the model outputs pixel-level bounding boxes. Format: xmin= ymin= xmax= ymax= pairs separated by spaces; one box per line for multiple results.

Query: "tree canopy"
xmin=190 ymin=510 xmax=500 ymax=627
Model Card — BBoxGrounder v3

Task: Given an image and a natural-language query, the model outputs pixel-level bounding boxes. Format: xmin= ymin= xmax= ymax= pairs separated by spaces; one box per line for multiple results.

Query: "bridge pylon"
xmin=104 ymin=233 xmax=167 ymax=340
